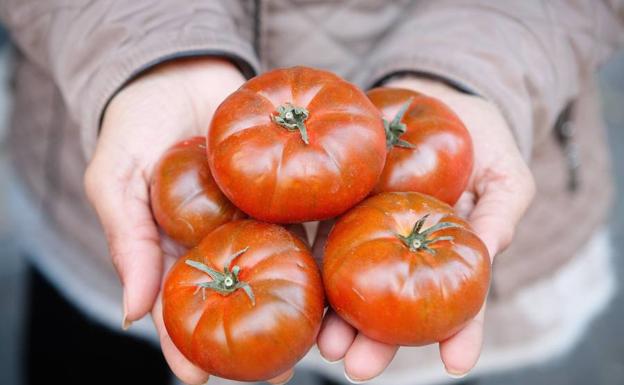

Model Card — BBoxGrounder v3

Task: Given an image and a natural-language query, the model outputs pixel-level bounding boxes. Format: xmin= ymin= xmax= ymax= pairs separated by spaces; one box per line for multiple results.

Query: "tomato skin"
xmin=163 ymin=220 xmax=325 ymax=381
xmin=150 ymin=137 xmax=244 ymax=247
xmin=322 ymin=192 xmax=490 ymax=346
xmin=368 ymin=88 xmax=473 ymax=205
xmin=208 ymin=66 xmax=387 ymax=223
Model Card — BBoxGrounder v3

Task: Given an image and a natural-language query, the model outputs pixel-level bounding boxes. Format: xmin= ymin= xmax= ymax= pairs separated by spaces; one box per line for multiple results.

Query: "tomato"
xmin=322 ymin=192 xmax=490 ymax=346
xmin=367 ymin=87 xmax=473 ymax=205
xmin=163 ymin=220 xmax=325 ymax=381
xmin=208 ymin=66 xmax=387 ymax=223
xmin=150 ymin=137 xmax=244 ymax=247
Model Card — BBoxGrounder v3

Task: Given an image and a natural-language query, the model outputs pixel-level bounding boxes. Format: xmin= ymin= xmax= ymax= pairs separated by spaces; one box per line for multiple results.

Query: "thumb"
xmin=85 ymin=159 xmax=163 ymax=328
xmin=439 ymin=167 xmax=533 ymax=376
xmin=468 ymin=167 xmax=535 ymax=258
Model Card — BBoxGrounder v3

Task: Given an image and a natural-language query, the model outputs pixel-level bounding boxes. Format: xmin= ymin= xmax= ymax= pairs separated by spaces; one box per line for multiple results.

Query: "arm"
xmin=0 ymin=2 xmax=284 ymax=384
xmin=318 ymin=0 xmax=623 ymax=381
xmin=0 ymin=0 xmax=259 ymax=157
xmin=360 ymin=0 xmax=624 ymax=159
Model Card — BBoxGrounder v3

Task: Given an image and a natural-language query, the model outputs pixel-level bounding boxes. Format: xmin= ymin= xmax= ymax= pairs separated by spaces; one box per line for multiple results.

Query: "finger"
xmin=317 ymin=311 xmax=357 ymax=363
xmin=152 ymin=294 xmax=210 ymax=385
xmin=344 ymin=334 xmax=398 ymax=383
xmin=439 ymin=305 xmax=486 ymax=377
xmin=303 ymin=221 xmax=320 ymax=246
xmin=84 ymin=159 xmax=162 ymax=326
xmin=268 ymin=368 xmax=294 ymax=384
xmin=453 ymin=191 xmax=476 ymax=219
xmin=312 ymin=220 xmax=335 ymax=262
xmin=159 ymin=231 xmax=189 ymax=260
xmin=285 ymin=223 xmax=309 ymax=246
xmin=469 ymin=166 xmax=535 ymax=257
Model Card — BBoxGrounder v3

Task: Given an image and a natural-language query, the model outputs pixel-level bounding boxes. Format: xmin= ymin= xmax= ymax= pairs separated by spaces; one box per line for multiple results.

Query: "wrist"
xmin=385 ymin=76 xmax=511 ymax=131
xmin=384 ymin=77 xmax=478 ymax=104
xmin=384 ymin=76 xmax=518 ymax=163
xmin=161 ymin=57 xmax=246 ymax=108
xmin=105 ymin=58 xmax=246 ymax=133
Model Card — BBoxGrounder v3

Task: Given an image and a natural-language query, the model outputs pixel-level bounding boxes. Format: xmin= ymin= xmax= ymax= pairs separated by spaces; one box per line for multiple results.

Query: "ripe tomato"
xmin=163 ymin=220 xmax=325 ymax=381
xmin=150 ymin=137 xmax=244 ymax=247
xmin=323 ymin=192 xmax=490 ymax=346
xmin=208 ymin=66 xmax=387 ymax=223
xmin=367 ymin=87 xmax=473 ymax=205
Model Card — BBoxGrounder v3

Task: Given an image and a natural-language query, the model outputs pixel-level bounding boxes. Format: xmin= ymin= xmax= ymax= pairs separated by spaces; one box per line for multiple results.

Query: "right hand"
xmin=314 ymin=77 xmax=535 ymax=382
xmin=84 ymin=58 xmax=294 ymax=385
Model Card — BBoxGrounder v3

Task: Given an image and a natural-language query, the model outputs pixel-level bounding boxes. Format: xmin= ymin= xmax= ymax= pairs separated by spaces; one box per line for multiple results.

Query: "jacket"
xmin=1 ymin=1 xmax=623 ymax=383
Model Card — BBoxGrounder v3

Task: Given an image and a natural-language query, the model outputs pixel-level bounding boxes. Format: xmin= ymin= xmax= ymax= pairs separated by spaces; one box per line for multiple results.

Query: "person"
xmin=1 ymin=1 xmax=622 ymax=385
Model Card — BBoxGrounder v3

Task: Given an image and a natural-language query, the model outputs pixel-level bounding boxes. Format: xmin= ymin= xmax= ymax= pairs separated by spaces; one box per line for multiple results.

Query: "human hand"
xmin=315 ymin=77 xmax=535 ymax=382
xmin=84 ymin=58 xmax=293 ymax=385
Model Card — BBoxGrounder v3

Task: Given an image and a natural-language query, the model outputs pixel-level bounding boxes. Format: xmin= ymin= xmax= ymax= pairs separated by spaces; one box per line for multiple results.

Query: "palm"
xmin=85 ymin=59 xmax=245 ymax=385
xmin=86 ymin=65 xmax=534 ymax=383
xmin=86 ymin=60 xmax=302 ymax=384
xmin=314 ymin=78 xmax=534 ymax=381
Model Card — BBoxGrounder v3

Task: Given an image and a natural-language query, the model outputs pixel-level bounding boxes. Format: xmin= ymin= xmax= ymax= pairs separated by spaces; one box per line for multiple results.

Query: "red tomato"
xmin=150 ymin=137 xmax=244 ymax=247
xmin=368 ymin=88 xmax=473 ymax=205
xmin=208 ymin=66 xmax=387 ymax=223
xmin=323 ymin=192 xmax=490 ymax=346
xmin=163 ymin=220 xmax=325 ymax=381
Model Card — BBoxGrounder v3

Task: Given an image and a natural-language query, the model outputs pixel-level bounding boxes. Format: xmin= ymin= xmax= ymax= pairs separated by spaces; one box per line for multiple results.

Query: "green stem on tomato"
xmin=272 ymin=103 xmax=310 ymax=144
xmin=185 ymin=247 xmax=255 ymax=305
xmin=384 ymin=98 xmax=415 ymax=149
xmin=397 ymin=214 xmax=459 ymax=255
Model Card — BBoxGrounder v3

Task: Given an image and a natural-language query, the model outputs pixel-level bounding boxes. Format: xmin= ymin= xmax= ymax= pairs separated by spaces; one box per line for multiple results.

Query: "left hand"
xmin=314 ymin=77 xmax=535 ymax=382
xmin=84 ymin=58 xmax=296 ymax=385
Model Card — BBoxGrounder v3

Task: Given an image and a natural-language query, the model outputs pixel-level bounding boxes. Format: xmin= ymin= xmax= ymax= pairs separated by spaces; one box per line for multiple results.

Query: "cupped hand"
xmin=315 ymin=77 xmax=535 ymax=382
xmin=84 ymin=58 xmax=292 ymax=385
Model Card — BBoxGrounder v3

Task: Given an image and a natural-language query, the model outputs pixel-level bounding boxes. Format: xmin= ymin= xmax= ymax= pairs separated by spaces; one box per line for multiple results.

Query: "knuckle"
xmin=83 ymin=162 xmax=101 ymax=201
xmin=524 ymin=170 xmax=537 ymax=200
xmin=516 ymin=162 xmax=536 ymax=199
xmin=497 ymin=224 xmax=515 ymax=252
xmin=108 ymin=246 xmax=126 ymax=281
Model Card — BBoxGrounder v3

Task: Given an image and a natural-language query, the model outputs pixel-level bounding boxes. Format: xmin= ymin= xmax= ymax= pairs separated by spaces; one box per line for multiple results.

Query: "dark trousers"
xmin=23 ymin=267 xmax=170 ymax=385
xmin=23 ymin=266 xmax=479 ymax=385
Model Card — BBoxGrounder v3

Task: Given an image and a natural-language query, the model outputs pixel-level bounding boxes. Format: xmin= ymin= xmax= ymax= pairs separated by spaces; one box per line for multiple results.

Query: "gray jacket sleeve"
xmin=0 ymin=0 xmax=259 ymax=156
xmin=362 ymin=0 xmax=624 ymax=159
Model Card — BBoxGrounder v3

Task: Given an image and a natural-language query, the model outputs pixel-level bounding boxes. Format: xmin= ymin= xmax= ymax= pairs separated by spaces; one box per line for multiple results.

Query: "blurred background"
xmin=0 ymin=30 xmax=622 ymax=385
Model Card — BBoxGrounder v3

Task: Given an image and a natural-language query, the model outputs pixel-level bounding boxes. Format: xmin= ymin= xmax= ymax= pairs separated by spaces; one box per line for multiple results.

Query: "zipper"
xmin=253 ymin=0 xmax=262 ymax=61
xmin=554 ymin=100 xmax=580 ymax=193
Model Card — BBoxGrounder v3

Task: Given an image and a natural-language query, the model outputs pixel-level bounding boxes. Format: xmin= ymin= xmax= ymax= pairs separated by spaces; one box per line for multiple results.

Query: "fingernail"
xmin=344 ymin=371 xmax=367 ymax=384
xmin=445 ymin=368 xmax=468 ymax=379
xmin=121 ymin=293 xmax=132 ymax=330
xmin=122 ymin=316 xmax=132 ymax=330
xmin=320 ymin=354 xmax=342 ymax=364
xmin=274 ymin=371 xmax=294 ymax=385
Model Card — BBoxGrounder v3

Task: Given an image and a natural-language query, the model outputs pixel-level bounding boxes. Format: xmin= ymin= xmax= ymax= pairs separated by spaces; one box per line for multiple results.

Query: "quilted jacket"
xmin=1 ymin=1 xmax=623 ymax=383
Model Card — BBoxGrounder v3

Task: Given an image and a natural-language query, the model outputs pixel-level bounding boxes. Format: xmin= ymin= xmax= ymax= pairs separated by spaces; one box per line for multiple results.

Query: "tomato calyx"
xmin=384 ymin=99 xmax=415 ymax=149
xmin=397 ymin=214 xmax=459 ymax=254
xmin=271 ymin=103 xmax=310 ymax=144
xmin=185 ymin=247 xmax=256 ymax=305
